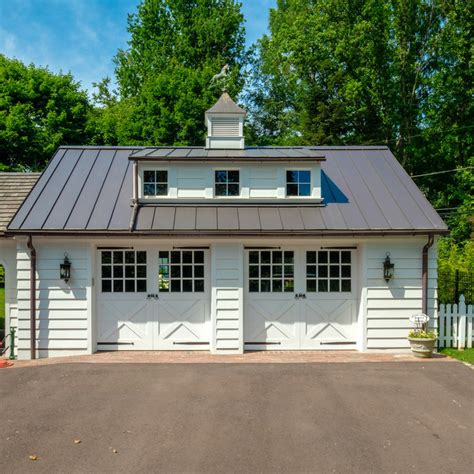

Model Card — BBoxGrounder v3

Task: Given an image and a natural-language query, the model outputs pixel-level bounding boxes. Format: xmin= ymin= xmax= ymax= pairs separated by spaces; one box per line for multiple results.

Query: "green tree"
xmin=417 ymin=0 xmax=474 ymax=242
xmin=0 ymin=54 xmax=90 ymax=170
xmin=244 ymin=0 xmax=396 ymax=146
xmin=93 ymin=0 xmax=246 ymax=146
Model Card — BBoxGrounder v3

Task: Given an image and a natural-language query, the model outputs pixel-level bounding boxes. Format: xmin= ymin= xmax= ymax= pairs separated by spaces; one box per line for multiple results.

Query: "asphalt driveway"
xmin=1 ymin=361 xmax=472 ymax=473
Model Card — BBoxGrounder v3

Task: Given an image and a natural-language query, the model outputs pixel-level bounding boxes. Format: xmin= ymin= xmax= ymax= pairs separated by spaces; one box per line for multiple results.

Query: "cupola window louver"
xmin=211 ymin=117 xmax=240 ymax=137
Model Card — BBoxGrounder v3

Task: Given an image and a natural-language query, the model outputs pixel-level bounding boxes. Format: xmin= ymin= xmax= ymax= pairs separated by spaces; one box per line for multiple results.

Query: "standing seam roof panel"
xmin=352 ymin=151 xmax=412 ymax=229
xmin=108 ymin=160 xmax=134 ymax=229
xmin=336 ymin=151 xmax=389 ymax=229
xmin=237 ymin=208 xmax=260 ymax=230
xmin=152 ymin=207 xmax=176 ymax=230
xmin=22 ymin=149 xmax=83 ymax=230
xmin=8 ymin=149 xmax=66 ymax=229
xmin=279 ymin=208 xmax=305 ymax=230
xmin=135 ymin=206 xmax=154 ymax=230
xmin=65 ymin=149 xmax=118 ymax=229
xmin=368 ymin=151 xmax=432 ymax=229
xmin=322 ymin=151 xmax=369 ymax=229
xmin=382 ymin=149 xmax=447 ymax=229
xmin=174 ymin=207 xmax=196 ymax=230
xmin=217 ymin=207 xmax=239 ymax=230
xmin=196 ymin=207 xmax=217 ymax=230
xmin=258 ymin=208 xmax=283 ymax=230
xmin=300 ymin=208 xmax=327 ymax=230
xmin=87 ymin=150 xmax=131 ymax=230
xmin=44 ymin=149 xmax=100 ymax=229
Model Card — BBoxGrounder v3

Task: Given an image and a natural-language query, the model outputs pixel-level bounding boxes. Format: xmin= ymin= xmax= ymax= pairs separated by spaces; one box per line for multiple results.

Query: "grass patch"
xmin=440 ymin=347 xmax=474 ymax=365
xmin=0 ymin=287 xmax=4 ymax=331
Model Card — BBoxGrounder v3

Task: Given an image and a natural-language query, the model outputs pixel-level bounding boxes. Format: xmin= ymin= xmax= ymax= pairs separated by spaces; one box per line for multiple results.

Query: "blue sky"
xmin=0 ymin=0 xmax=275 ymax=96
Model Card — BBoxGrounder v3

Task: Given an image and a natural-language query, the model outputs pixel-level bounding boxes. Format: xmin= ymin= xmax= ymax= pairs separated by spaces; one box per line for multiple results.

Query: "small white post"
xmin=457 ymin=295 xmax=466 ymax=350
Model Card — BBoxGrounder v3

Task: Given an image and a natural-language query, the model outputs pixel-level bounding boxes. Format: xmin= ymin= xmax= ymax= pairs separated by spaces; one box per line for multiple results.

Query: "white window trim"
xmin=139 ymin=166 xmax=174 ymax=199
xmin=285 ymin=168 xmax=313 ymax=198
xmin=213 ymin=167 xmax=241 ymax=198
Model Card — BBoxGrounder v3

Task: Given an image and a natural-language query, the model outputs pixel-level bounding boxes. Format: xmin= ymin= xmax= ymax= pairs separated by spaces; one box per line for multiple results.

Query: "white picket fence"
xmin=438 ymin=295 xmax=474 ymax=349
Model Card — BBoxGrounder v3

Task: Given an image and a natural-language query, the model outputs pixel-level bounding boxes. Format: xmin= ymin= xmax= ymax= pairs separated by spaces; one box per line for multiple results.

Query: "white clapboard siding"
xmin=365 ymin=240 xmax=437 ymax=351
xmin=211 ymin=243 xmax=243 ymax=353
xmin=367 ymin=318 xmax=414 ymax=329
xmin=16 ymin=277 xmax=89 ymax=290
xmin=0 ymin=240 xmax=19 ymax=338
xmin=15 ymin=240 xmax=91 ymax=360
xmin=439 ymin=295 xmax=473 ymax=349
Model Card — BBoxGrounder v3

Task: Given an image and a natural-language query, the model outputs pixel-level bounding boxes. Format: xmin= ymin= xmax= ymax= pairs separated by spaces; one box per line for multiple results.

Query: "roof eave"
xmin=5 ymin=228 xmax=450 ymax=238
xmin=128 ymin=155 xmax=326 ymax=162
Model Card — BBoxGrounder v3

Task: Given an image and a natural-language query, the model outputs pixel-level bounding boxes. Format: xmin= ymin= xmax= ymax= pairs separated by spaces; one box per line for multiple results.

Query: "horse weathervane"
xmin=210 ymin=64 xmax=230 ymax=91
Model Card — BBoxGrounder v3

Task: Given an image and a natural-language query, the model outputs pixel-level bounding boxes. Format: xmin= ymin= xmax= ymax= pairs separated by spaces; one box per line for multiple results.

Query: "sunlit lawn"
xmin=440 ymin=347 xmax=474 ymax=365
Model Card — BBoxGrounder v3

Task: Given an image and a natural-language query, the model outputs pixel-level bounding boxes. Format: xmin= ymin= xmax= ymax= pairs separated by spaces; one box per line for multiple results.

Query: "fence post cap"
xmin=459 ymin=294 xmax=465 ymax=304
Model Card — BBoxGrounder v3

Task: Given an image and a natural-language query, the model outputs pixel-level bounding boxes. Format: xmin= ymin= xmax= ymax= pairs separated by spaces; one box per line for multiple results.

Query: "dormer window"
xmin=286 ymin=170 xmax=311 ymax=197
xmin=143 ymin=170 xmax=168 ymax=196
xmin=215 ymin=170 xmax=240 ymax=197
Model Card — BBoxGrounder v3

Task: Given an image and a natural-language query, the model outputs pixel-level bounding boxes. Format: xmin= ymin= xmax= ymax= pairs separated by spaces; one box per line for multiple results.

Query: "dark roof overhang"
xmin=5 ymin=228 xmax=449 ymax=238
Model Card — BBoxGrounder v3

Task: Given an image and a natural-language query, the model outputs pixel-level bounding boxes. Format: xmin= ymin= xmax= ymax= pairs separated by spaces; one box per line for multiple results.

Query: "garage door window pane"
xmin=248 ymin=250 xmax=294 ymax=293
xmin=194 ymin=280 xmax=204 ymax=292
xmin=306 ymin=250 xmax=352 ymax=293
xmin=101 ymin=250 xmax=147 ymax=293
xmin=158 ymin=250 xmax=205 ymax=293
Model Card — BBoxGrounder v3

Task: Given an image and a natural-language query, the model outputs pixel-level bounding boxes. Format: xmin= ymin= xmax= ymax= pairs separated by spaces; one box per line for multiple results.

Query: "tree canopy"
xmin=0 ymin=54 xmax=90 ymax=171
xmin=90 ymin=0 xmax=246 ymax=146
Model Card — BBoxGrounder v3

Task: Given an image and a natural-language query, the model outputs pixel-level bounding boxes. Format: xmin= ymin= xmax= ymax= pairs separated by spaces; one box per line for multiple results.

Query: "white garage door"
xmin=244 ymin=248 xmax=358 ymax=350
xmin=97 ymin=248 xmax=210 ymax=350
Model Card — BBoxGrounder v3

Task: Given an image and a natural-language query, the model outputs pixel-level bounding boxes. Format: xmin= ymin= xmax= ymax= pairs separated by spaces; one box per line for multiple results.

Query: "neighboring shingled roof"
xmin=0 ymin=172 xmax=40 ymax=236
xmin=205 ymin=92 xmax=246 ymax=115
xmin=7 ymin=146 xmax=448 ymax=236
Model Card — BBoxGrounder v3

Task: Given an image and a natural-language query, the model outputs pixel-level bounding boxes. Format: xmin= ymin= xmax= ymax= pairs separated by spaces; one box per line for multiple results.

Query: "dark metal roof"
xmin=205 ymin=92 xmax=246 ymax=115
xmin=0 ymin=172 xmax=40 ymax=236
xmin=129 ymin=146 xmax=326 ymax=161
xmin=7 ymin=146 xmax=448 ymax=236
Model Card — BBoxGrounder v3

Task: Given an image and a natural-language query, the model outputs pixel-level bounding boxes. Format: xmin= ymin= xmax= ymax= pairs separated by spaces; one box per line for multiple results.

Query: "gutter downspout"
xmin=422 ymin=234 xmax=434 ymax=315
xmin=129 ymin=160 xmax=139 ymax=231
xmin=26 ymin=235 xmax=36 ymax=359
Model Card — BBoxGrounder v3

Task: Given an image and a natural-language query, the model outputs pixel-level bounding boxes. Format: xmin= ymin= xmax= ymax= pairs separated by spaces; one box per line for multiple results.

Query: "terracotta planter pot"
xmin=408 ymin=337 xmax=437 ymax=358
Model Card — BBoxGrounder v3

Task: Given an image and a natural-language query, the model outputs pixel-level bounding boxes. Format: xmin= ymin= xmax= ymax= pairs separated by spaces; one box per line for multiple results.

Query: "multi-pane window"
xmin=248 ymin=250 xmax=294 ymax=293
xmin=286 ymin=170 xmax=311 ymax=197
xmin=306 ymin=250 xmax=351 ymax=293
xmin=215 ymin=170 xmax=240 ymax=196
xmin=143 ymin=170 xmax=168 ymax=196
xmin=101 ymin=250 xmax=147 ymax=293
xmin=158 ymin=250 xmax=205 ymax=293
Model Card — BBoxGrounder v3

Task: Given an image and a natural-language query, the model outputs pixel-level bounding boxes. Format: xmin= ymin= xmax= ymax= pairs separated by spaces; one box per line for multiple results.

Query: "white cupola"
xmin=205 ymin=92 xmax=246 ymax=149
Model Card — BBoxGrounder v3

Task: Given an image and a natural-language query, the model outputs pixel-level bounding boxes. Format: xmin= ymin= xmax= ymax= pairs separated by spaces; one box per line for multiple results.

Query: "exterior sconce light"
xmin=60 ymin=253 xmax=71 ymax=283
xmin=383 ymin=252 xmax=394 ymax=282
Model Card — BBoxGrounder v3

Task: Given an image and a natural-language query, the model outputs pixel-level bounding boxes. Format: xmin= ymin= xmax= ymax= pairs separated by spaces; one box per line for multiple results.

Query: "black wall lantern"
xmin=383 ymin=252 xmax=394 ymax=282
xmin=60 ymin=253 xmax=71 ymax=283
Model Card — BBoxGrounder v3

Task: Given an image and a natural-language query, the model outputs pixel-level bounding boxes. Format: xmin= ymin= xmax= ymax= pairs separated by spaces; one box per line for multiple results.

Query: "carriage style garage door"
xmin=96 ymin=248 xmax=210 ymax=350
xmin=244 ymin=248 xmax=358 ymax=350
